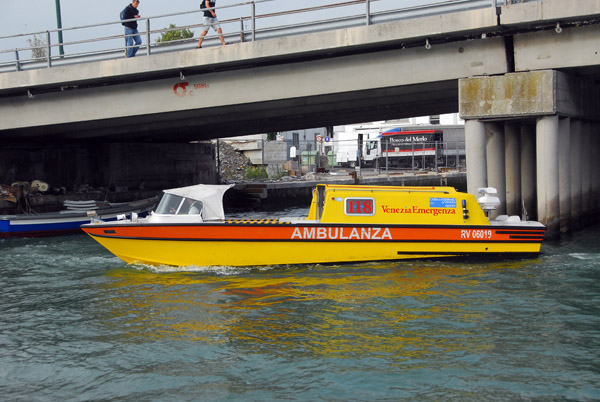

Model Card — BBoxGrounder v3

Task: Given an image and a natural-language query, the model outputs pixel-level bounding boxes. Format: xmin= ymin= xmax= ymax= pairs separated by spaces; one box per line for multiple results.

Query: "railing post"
xmin=46 ymin=31 xmax=52 ymax=68
xmin=55 ymin=0 xmax=65 ymax=56
xmin=14 ymin=49 xmax=21 ymax=72
xmin=493 ymin=0 xmax=503 ymax=19
xmin=251 ymin=2 xmax=256 ymax=42
xmin=240 ymin=18 xmax=245 ymax=43
xmin=261 ymin=137 xmax=265 ymax=178
xmin=123 ymin=29 xmax=127 ymax=57
xmin=411 ymin=142 xmax=415 ymax=174
xmin=146 ymin=19 xmax=151 ymax=56
xmin=435 ymin=140 xmax=439 ymax=173
xmin=366 ymin=0 xmax=371 ymax=26
xmin=456 ymin=141 xmax=460 ymax=169
xmin=385 ymin=139 xmax=389 ymax=177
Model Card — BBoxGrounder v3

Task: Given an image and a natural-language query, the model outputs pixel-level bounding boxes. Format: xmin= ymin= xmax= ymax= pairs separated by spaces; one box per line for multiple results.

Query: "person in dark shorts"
xmin=196 ymin=0 xmax=227 ymax=48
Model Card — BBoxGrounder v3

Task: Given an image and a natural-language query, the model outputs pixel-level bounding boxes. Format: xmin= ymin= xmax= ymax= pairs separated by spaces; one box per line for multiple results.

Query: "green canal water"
xmin=1 ymin=211 xmax=599 ymax=401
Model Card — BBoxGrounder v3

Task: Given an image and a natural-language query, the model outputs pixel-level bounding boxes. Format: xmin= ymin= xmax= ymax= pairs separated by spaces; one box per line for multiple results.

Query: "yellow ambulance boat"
xmin=81 ymin=183 xmax=545 ymax=267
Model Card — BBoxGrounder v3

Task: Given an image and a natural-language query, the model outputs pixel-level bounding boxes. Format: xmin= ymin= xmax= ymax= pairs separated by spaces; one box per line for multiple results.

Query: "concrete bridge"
xmin=1 ymin=0 xmax=599 ymax=236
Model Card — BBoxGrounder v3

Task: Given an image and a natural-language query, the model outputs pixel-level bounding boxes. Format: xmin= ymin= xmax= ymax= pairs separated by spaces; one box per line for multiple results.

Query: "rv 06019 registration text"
xmin=461 ymin=229 xmax=493 ymax=239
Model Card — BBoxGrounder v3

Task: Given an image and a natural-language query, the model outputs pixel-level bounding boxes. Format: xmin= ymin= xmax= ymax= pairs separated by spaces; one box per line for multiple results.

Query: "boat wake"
xmin=569 ymin=252 xmax=600 ymax=261
xmin=131 ymin=262 xmax=279 ymax=276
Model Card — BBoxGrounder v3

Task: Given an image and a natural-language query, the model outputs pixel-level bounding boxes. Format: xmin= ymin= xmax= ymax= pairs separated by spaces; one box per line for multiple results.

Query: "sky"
xmin=0 ymin=0 xmax=428 ymax=60
xmin=1 ymin=0 xmax=415 ymax=34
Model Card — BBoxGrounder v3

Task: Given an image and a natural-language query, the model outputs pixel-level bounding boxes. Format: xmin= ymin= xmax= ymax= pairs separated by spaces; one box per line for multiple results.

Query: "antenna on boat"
xmin=477 ymin=187 xmax=500 ymax=219
xmin=521 ymin=199 xmax=529 ymax=222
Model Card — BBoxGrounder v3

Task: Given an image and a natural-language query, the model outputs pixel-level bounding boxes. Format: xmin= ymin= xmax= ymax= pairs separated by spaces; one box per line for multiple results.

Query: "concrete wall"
xmin=0 ymin=142 xmax=216 ymax=191
xmin=222 ymin=139 xmax=288 ymax=178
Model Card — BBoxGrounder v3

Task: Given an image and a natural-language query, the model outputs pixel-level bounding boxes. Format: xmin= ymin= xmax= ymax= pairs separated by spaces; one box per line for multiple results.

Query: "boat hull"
xmin=0 ymin=197 xmax=158 ymax=238
xmin=82 ymin=222 xmax=545 ymax=267
xmin=0 ymin=215 xmax=105 ymax=238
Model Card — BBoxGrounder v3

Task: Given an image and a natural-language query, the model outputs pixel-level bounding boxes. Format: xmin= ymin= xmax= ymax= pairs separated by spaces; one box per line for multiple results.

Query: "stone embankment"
xmin=217 ymin=141 xmax=255 ymax=182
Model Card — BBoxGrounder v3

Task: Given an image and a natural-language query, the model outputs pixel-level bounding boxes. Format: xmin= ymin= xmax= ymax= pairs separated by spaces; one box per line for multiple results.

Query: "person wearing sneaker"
xmin=196 ymin=0 xmax=228 ymax=48
xmin=122 ymin=0 xmax=142 ymax=57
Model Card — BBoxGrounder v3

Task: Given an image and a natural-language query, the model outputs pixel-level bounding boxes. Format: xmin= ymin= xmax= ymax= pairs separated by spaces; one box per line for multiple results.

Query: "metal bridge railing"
xmin=0 ymin=0 xmax=539 ymax=74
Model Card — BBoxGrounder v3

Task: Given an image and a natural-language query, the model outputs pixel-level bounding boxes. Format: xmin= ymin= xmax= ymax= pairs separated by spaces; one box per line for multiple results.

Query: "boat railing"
xmin=327 ymin=187 xmax=453 ymax=194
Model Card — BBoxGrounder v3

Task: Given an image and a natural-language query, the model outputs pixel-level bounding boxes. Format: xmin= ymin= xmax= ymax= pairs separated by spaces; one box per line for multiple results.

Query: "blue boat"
xmin=0 ymin=196 xmax=158 ymax=238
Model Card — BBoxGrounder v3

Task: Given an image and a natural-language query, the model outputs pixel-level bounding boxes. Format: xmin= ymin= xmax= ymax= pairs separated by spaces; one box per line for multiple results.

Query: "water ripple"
xmin=1 ymin=226 xmax=600 ymax=400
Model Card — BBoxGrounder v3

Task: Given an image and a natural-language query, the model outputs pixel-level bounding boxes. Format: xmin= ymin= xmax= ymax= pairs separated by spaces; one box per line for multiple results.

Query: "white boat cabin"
xmin=147 ymin=184 xmax=233 ymax=223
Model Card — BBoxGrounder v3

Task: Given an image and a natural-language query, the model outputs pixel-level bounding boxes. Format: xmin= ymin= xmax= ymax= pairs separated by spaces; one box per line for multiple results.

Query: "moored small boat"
xmin=0 ymin=196 xmax=159 ymax=238
xmin=81 ymin=184 xmax=546 ymax=267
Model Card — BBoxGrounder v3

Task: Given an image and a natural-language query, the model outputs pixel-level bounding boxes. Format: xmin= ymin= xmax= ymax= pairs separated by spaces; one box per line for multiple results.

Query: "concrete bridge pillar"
xmin=581 ymin=122 xmax=593 ymax=224
xmin=486 ymin=122 xmax=506 ymax=218
xmin=465 ymin=120 xmax=487 ymax=196
xmin=536 ymin=115 xmax=560 ymax=238
xmin=520 ymin=125 xmax=537 ymax=221
xmin=558 ymin=117 xmax=571 ymax=233
xmin=505 ymin=123 xmax=521 ymax=217
xmin=592 ymin=122 xmax=600 ymax=218
xmin=460 ymin=70 xmax=600 ymax=236
xmin=569 ymin=120 xmax=583 ymax=230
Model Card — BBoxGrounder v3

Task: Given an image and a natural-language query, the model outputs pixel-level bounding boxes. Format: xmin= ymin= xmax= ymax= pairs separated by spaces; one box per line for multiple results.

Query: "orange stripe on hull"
xmin=83 ymin=224 xmax=545 ymax=243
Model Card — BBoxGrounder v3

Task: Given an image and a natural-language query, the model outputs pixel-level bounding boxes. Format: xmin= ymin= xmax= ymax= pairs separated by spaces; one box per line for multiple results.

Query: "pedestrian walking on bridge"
xmin=196 ymin=0 xmax=228 ymax=48
xmin=122 ymin=0 xmax=142 ymax=57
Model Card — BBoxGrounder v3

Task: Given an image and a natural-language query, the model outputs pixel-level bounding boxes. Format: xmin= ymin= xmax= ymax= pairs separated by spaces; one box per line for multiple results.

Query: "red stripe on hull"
xmin=83 ymin=224 xmax=545 ymax=243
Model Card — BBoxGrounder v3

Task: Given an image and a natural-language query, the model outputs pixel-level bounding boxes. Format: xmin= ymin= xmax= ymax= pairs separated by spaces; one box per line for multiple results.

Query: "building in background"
xmin=277 ymin=114 xmax=465 ymax=171
xmin=219 ymin=113 xmax=465 ymax=176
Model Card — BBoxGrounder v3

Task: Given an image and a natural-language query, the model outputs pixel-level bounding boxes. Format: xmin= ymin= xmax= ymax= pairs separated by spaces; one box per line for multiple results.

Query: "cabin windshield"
xmin=156 ymin=193 xmax=203 ymax=215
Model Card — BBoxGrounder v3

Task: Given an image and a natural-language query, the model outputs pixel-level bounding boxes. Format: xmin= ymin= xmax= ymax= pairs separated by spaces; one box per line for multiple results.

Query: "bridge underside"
xmin=2 ymin=28 xmax=509 ymax=144
xmin=2 ymin=81 xmax=459 ymax=143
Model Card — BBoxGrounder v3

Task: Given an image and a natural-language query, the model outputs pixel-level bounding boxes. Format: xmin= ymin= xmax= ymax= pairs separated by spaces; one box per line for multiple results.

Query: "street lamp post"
xmin=55 ymin=0 xmax=65 ymax=56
